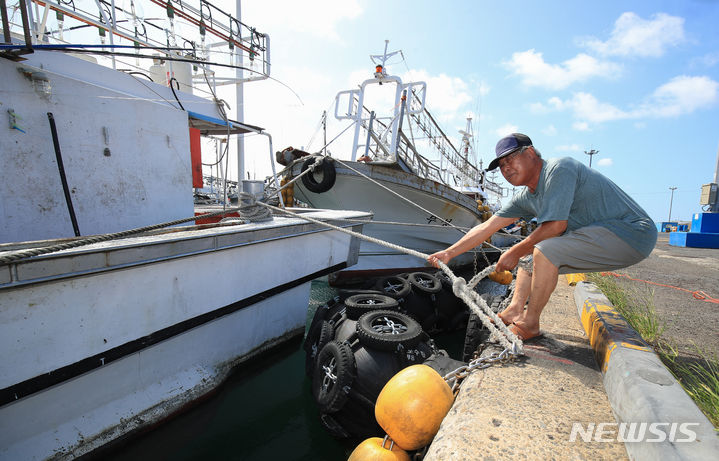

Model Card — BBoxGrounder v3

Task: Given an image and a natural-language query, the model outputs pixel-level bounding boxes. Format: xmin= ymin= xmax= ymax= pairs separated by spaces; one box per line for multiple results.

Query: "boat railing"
xmin=406 ymin=91 xmax=482 ymax=184
xmin=1 ymin=0 xmax=269 ymax=88
xmin=342 ymin=82 xmax=505 ymax=197
xmin=356 ymin=104 xmax=445 ymax=184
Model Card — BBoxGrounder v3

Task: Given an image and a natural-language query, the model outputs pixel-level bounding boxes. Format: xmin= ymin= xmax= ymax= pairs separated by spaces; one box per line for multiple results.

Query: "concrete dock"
xmin=425 ymin=278 xmax=629 ymax=460
xmin=422 ymin=231 xmax=719 ymax=460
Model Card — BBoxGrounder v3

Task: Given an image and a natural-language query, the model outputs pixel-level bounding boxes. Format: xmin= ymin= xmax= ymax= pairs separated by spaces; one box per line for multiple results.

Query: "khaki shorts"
xmin=534 ymin=226 xmax=646 ymax=275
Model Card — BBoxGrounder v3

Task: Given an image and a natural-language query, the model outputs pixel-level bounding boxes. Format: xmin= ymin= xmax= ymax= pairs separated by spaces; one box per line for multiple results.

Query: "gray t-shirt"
xmin=496 ymin=157 xmax=657 ymax=256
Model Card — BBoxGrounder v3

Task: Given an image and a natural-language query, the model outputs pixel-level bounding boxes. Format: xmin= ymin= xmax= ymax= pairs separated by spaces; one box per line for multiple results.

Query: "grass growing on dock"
xmin=586 ymin=272 xmax=719 ymax=428
xmin=657 ymin=342 xmax=719 ymax=427
xmin=586 ymin=273 xmax=665 ymax=342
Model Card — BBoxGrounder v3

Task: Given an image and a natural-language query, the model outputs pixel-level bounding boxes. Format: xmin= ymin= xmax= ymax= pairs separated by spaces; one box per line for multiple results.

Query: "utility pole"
xmin=584 ymin=149 xmax=599 ymax=167
xmin=668 ymin=186 xmax=677 ymax=221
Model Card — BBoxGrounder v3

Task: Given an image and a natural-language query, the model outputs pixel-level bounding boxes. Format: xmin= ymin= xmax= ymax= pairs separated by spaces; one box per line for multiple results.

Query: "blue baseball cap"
xmin=487 ymin=133 xmax=533 ymax=171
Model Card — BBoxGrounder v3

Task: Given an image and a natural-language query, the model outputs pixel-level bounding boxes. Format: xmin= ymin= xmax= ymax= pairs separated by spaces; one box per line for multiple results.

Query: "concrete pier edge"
xmin=572 ymin=277 xmax=719 ymax=460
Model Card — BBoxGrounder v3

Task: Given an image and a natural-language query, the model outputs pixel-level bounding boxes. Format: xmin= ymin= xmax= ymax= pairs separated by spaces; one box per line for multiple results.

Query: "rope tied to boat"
xmin=237 ymin=192 xmax=273 ymax=222
xmin=0 ymin=206 xmax=245 ymax=265
xmin=271 ymin=154 xmax=331 ymax=196
xmin=264 ymin=202 xmax=524 ymax=355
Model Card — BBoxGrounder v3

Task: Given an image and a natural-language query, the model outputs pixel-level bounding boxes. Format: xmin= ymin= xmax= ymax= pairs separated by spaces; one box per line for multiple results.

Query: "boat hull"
xmin=0 ymin=210 xmax=368 ymax=460
xmin=291 ymin=160 xmax=498 ymax=277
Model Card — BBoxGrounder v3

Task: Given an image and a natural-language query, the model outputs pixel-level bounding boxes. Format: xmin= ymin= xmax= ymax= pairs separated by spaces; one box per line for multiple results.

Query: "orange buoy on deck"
xmin=348 ymin=437 xmax=411 ymax=461
xmin=374 ymin=364 xmax=454 ymax=451
xmin=488 ymin=270 xmax=513 ymax=285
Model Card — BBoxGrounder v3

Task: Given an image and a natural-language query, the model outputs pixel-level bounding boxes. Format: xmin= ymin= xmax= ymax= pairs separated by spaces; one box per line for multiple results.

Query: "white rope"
xmin=321 ymin=217 xmax=472 ymax=231
xmin=261 ymin=201 xmax=523 ymax=354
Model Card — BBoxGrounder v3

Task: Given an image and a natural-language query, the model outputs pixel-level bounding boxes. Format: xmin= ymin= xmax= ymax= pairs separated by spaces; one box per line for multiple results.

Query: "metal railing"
xmin=351 ymin=93 xmax=503 ymax=196
xmin=1 ymin=0 xmax=269 ymax=83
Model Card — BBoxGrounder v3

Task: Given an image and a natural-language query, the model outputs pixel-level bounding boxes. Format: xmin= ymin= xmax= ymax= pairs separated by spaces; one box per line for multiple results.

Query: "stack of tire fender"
xmin=379 ymin=271 xmax=467 ymax=334
xmin=303 ymin=270 xmax=468 ymax=441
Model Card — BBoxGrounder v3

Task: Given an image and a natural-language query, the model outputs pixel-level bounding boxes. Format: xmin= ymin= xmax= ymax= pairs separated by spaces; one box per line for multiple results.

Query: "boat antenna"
xmin=370 ymin=39 xmax=402 ymax=78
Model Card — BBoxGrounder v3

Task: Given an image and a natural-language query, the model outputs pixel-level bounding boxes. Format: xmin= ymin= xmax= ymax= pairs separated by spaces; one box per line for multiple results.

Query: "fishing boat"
xmin=0 ymin=1 xmax=369 ymax=459
xmin=280 ymin=42 xmax=509 ymax=282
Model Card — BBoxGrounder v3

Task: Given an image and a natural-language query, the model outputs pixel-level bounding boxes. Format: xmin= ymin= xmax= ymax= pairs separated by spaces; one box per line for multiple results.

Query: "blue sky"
xmin=232 ymin=0 xmax=719 ymax=224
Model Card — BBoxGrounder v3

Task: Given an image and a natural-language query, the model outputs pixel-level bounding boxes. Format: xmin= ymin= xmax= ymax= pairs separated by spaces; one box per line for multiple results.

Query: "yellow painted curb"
xmin=565 ymin=273 xmax=586 ymax=286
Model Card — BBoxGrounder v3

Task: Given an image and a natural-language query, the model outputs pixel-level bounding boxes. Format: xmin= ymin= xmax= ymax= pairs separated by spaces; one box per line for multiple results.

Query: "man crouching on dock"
xmin=428 ymin=133 xmax=657 ymax=341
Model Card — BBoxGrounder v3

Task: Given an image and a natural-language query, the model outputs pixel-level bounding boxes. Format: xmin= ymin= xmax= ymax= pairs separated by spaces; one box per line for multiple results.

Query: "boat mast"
xmin=236 ymin=0 xmax=245 ymax=182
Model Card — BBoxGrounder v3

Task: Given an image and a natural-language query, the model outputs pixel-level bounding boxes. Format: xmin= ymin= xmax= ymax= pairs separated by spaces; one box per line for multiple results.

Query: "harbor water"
xmin=100 ymin=279 xmax=466 ymax=461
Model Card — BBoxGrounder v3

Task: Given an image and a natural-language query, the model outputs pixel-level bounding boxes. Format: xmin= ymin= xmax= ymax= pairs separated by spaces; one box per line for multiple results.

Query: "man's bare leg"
xmin=513 ymin=249 xmax=558 ymax=336
xmin=497 ymin=266 xmax=531 ymax=324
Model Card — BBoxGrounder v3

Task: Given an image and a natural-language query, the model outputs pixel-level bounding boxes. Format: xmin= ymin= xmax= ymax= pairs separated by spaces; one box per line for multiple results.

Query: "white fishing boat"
xmin=0 ymin=1 xmax=368 ymax=459
xmin=280 ymin=42 xmax=509 ymax=282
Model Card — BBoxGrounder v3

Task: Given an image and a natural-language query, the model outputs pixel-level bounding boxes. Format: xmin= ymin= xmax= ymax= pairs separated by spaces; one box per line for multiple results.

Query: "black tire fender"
xmin=407 ymin=272 xmax=442 ymax=295
xmin=345 ymin=293 xmax=398 ymax=320
xmin=312 ymin=340 xmax=356 ymax=413
xmin=462 ymin=313 xmax=488 ymax=362
xmin=461 ymin=294 xmax=499 ymax=361
xmin=305 ymin=320 xmax=336 ymax=377
xmin=301 ymin=157 xmax=336 ymax=193
xmin=373 ymin=275 xmax=412 ymax=300
xmin=356 ymin=310 xmax=423 ymax=351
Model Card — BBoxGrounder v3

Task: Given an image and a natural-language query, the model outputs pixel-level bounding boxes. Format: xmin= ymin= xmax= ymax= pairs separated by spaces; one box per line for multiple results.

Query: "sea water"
xmin=101 ymin=279 xmax=468 ymax=461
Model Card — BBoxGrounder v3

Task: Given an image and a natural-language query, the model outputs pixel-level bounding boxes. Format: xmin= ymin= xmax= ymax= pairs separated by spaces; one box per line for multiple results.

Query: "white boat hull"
xmin=0 ymin=210 xmax=368 ymax=460
xmin=291 ymin=160 xmax=500 ymax=277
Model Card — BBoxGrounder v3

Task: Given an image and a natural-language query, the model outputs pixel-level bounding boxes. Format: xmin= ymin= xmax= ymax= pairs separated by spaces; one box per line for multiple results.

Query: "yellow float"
xmin=347 ymin=437 xmax=411 ymax=461
xmin=374 ymin=364 xmax=454 ymax=451
xmin=488 ymin=270 xmax=513 ymax=285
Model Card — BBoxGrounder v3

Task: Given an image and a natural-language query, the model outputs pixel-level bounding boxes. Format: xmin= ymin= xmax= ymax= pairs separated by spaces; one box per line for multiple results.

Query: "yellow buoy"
xmin=488 ymin=270 xmax=513 ymax=285
xmin=374 ymin=364 xmax=454 ymax=451
xmin=348 ymin=437 xmax=411 ymax=461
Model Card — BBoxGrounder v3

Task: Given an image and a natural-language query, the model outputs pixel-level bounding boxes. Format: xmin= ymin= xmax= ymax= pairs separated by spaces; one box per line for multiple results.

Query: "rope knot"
xmin=239 ymin=192 xmax=273 ymax=222
xmin=452 ymin=277 xmax=467 ymax=297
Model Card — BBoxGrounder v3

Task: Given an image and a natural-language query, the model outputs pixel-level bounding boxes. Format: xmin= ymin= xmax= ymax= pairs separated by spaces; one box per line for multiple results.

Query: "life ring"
xmin=312 ymin=340 xmax=357 ymax=413
xmin=356 ymin=310 xmax=423 ymax=351
xmin=301 ymin=156 xmax=336 ymax=193
xmin=345 ymin=293 xmax=398 ymax=320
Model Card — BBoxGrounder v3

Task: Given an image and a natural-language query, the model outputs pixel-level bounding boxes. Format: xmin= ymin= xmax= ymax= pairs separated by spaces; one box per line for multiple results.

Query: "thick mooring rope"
xmin=265 ymin=201 xmax=523 ymax=353
xmin=0 ymin=193 xmax=271 ymax=265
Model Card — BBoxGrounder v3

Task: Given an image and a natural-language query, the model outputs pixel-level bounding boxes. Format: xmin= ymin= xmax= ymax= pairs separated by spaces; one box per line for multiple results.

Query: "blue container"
xmin=691 ymin=213 xmax=719 ymax=233
xmin=669 ymin=231 xmax=719 ymax=248
xmin=656 ymin=221 xmax=678 ymax=232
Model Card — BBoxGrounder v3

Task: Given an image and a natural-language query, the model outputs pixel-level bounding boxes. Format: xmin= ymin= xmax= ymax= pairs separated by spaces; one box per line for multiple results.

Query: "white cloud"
xmin=529 ymin=75 xmax=718 ymax=129
xmin=504 ymin=49 xmax=620 ymax=90
xmin=476 ymin=81 xmax=491 ymax=97
xmin=402 ymin=69 xmax=473 ymax=121
xmin=243 ymin=0 xmax=364 ymax=40
xmin=597 ymin=158 xmax=614 ymax=166
xmin=640 ymin=75 xmax=719 ymax=117
xmin=691 ymin=52 xmax=719 ymax=68
xmin=582 ymin=12 xmax=685 ymax=58
xmin=556 ymin=144 xmax=582 ymax=152
xmin=567 ymin=92 xmax=629 ymax=123
xmin=572 ymin=121 xmax=590 ymax=131
xmin=495 ymin=124 xmax=518 ymax=137
xmin=542 ymin=125 xmax=557 ymax=136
